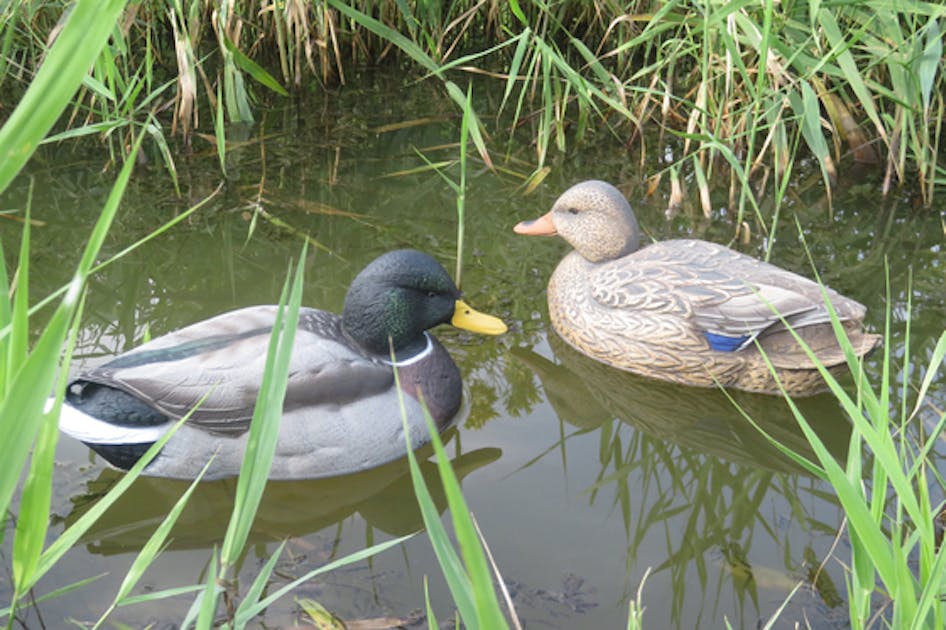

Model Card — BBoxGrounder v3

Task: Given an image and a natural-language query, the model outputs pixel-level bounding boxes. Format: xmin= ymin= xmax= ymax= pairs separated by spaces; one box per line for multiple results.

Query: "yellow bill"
xmin=451 ymin=299 xmax=507 ymax=335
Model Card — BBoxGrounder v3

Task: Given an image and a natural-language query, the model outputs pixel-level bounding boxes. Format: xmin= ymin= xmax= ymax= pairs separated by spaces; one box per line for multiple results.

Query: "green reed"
xmin=182 ymin=247 xmax=413 ymax=629
xmin=0 ymin=165 xmax=408 ymax=627
xmin=0 ymin=7 xmax=133 ymax=621
xmin=737 ymin=267 xmax=946 ymax=628
xmin=392 ymin=373 xmax=519 ymax=629
xmin=3 ymin=1 xmax=944 ymax=626
xmin=4 ymin=1 xmax=941 ymax=220
xmin=0 ymin=3 xmax=403 ymax=625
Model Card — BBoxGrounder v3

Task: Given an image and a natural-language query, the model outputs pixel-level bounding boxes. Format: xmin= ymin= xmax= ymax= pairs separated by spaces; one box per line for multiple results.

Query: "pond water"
xmin=2 ymin=72 xmax=945 ymax=628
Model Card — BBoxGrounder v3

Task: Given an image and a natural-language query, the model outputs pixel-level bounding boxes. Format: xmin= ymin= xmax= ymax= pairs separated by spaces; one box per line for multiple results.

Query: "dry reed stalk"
xmin=169 ymin=7 xmax=197 ymax=140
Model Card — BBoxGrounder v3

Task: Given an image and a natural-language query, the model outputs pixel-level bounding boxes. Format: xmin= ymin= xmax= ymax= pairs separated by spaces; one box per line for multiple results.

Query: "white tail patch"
xmin=55 ymin=398 xmax=171 ymax=444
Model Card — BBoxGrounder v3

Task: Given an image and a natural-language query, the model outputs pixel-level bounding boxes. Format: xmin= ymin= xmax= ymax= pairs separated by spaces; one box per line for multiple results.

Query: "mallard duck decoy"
xmin=58 ymin=249 xmax=506 ymax=479
xmin=513 ymin=180 xmax=880 ymax=396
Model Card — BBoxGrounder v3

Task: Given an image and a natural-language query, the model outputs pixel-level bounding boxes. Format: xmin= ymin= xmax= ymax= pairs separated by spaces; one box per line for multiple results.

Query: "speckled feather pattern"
xmin=529 ymin=181 xmax=881 ymax=396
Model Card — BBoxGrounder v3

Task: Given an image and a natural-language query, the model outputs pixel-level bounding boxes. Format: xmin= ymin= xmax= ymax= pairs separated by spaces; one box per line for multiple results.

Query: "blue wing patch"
xmin=704 ymin=331 xmax=751 ymax=352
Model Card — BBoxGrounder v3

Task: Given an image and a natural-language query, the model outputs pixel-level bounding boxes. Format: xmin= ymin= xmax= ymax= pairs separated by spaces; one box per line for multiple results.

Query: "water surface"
xmin=3 ymin=73 xmax=944 ymax=628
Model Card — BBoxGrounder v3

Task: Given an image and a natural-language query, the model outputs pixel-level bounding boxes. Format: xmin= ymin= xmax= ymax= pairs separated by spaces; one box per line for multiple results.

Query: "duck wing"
xmin=75 ymin=306 xmax=394 ymax=436
xmin=591 ymin=240 xmax=866 ymax=353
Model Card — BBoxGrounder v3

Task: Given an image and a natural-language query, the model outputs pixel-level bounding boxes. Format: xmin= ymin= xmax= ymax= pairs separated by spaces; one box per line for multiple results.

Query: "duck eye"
xmin=567 ymin=207 xmax=579 ymax=215
xmin=426 ymin=290 xmax=437 ymax=298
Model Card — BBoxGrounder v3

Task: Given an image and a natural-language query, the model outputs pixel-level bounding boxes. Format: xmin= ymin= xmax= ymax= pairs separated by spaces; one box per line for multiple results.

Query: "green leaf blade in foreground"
xmin=220 ymin=245 xmax=307 ymax=572
xmin=393 ymin=356 xmax=510 ymax=629
xmin=10 ymin=303 xmax=79 ymax=598
xmin=0 ymin=0 xmax=129 ymax=193
xmin=234 ymin=536 xmax=411 ymax=625
xmin=194 ymin=547 xmax=220 ymax=630
xmin=393 ymin=384 xmax=477 ymax=623
xmin=94 ymin=459 xmax=215 ymax=629
xmin=33 ymin=410 xmax=195 ymax=589
xmin=93 ymin=457 xmax=213 ymax=630
xmin=8 ymin=200 xmax=32 ymax=382
xmin=0 ymin=123 xmax=143 ymax=528
xmin=419 ymin=408 xmax=510 ymax=629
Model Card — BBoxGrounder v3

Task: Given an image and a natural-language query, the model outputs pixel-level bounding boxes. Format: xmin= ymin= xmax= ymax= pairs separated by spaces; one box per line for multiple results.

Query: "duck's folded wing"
xmin=79 ymin=306 xmax=394 ymax=436
xmin=686 ymin=282 xmax=821 ymax=350
xmin=592 ymin=262 xmax=826 ymax=352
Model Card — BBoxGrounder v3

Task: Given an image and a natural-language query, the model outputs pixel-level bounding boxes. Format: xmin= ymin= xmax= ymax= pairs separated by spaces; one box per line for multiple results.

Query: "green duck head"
xmin=342 ymin=249 xmax=506 ymax=357
xmin=514 ymin=180 xmax=641 ymax=263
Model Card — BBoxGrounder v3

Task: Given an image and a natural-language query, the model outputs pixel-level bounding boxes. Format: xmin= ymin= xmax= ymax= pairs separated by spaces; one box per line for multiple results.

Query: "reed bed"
xmin=2 ymin=1 xmax=943 ymax=219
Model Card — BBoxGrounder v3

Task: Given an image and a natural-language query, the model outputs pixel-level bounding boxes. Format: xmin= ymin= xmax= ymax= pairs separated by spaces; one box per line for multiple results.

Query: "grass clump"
xmin=743 ymin=268 xmax=946 ymax=628
xmin=2 ymin=2 xmax=943 ymax=213
xmin=0 ymin=4 xmax=408 ymax=626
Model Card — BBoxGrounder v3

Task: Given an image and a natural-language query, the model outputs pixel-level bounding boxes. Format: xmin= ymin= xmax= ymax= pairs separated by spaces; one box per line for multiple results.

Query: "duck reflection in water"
xmin=513 ymin=331 xmax=851 ymax=474
xmin=63 ymin=432 xmax=500 ymax=556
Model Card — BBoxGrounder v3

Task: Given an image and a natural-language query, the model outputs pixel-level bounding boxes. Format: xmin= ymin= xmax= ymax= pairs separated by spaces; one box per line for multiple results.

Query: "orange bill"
xmin=513 ymin=210 xmax=557 ymax=236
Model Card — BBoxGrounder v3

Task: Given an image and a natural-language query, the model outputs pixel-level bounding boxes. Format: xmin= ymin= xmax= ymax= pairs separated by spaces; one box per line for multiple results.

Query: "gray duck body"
xmin=59 ymin=250 xmax=506 ymax=479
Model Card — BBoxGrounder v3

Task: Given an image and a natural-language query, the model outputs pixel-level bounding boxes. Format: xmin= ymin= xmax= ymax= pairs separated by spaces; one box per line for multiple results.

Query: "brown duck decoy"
xmin=514 ymin=180 xmax=880 ymax=396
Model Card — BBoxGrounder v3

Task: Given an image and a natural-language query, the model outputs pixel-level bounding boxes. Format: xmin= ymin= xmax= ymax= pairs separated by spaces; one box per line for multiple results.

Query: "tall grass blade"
xmin=117 ymin=584 xmax=204 ymax=608
xmin=0 ymin=573 xmax=107 ymax=617
xmin=788 ymin=81 xmax=834 ymax=206
xmin=215 ymin=81 xmax=227 ymax=177
xmin=31 ymin=411 xmax=197 ymax=592
xmin=92 ymin=459 xmax=215 ymax=629
xmin=144 ymin=120 xmax=181 ymax=196
xmin=6 ymin=194 xmax=31 ymax=383
xmin=393 ymin=396 xmax=476 ymax=622
xmin=0 ymin=0 xmax=129 ymax=192
xmin=918 ymin=17 xmax=942 ymax=115
xmin=423 ymin=577 xmax=439 ymax=628
xmin=501 ymin=30 xmax=531 ymax=112
xmin=189 ymin=246 xmax=310 ymax=625
xmin=194 ymin=547 xmax=220 ymax=630
xmin=222 ymin=34 xmax=289 ymax=96
xmin=418 ymin=406 xmax=508 ymax=628
xmin=0 ymin=125 xmax=143 ymax=526
xmin=909 ymin=330 xmax=946 ymax=421
xmin=0 ymin=240 xmax=9 ymax=398
xmin=455 ymin=84 xmax=472 ymax=286
xmin=220 ymin=245 xmax=307 ymax=568
xmin=229 ymin=540 xmax=285 ymax=629
xmin=327 ymin=0 xmax=493 ymax=168
xmin=10 ymin=286 xmax=81 ymax=598
xmin=232 ymin=535 xmax=411 ymax=624
xmin=393 ymin=357 xmax=510 ymax=628
xmin=816 ymin=8 xmax=886 ymax=145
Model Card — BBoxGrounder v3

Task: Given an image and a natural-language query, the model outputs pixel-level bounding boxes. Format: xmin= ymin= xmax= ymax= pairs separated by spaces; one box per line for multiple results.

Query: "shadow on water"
xmin=61 ymin=433 xmax=501 ymax=555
